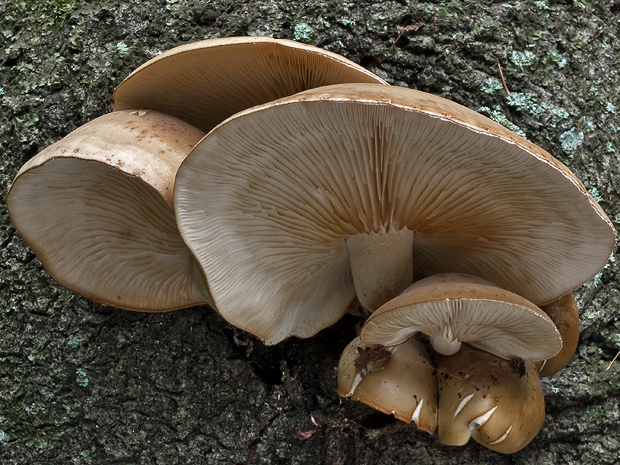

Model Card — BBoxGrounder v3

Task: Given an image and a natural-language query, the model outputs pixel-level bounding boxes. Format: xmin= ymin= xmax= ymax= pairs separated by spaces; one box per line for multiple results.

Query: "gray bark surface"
xmin=0 ymin=1 xmax=618 ymax=464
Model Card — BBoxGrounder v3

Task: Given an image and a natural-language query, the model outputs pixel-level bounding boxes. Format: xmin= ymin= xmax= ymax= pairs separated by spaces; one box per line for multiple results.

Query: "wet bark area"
xmin=0 ymin=1 xmax=619 ymax=463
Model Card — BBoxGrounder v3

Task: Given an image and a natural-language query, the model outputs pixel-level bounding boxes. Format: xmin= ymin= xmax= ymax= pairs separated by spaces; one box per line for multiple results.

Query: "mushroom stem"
xmin=430 ymin=330 xmax=462 ymax=356
xmin=345 ymin=227 xmax=414 ymax=311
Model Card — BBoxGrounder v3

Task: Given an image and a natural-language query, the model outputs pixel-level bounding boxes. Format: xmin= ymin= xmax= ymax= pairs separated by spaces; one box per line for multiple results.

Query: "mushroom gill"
xmin=6 ymin=110 xmax=210 ymax=311
xmin=360 ymin=273 xmax=563 ymax=361
xmin=175 ymin=83 xmax=615 ymax=345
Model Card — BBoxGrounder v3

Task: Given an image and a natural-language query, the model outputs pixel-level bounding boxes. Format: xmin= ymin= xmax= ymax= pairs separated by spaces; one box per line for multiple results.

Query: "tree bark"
xmin=0 ymin=1 xmax=618 ymax=463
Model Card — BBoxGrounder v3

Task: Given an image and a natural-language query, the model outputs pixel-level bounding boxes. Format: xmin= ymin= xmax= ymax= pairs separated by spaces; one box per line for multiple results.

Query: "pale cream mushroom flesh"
xmin=361 ymin=273 xmax=563 ymax=361
xmin=337 ymin=335 xmax=437 ymax=433
xmin=175 ymin=82 xmax=615 ymax=345
xmin=7 ymin=110 xmax=211 ymax=311
xmin=113 ymin=36 xmax=387 ymax=133
xmin=437 ymin=344 xmax=545 ymax=454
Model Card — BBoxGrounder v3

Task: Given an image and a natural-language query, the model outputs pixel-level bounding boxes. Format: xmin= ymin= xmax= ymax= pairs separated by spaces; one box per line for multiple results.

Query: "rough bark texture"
xmin=1 ymin=1 xmax=619 ymax=464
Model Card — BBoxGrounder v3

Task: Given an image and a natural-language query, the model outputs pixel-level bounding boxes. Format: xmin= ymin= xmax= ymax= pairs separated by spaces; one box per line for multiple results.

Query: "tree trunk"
xmin=0 ymin=1 xmax=618 ymax=463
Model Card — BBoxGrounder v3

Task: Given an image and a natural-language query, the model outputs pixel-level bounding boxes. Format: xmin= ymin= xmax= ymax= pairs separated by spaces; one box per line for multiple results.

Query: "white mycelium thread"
xmin=454 ymin=394 xmax=474 ymax=419
xmin=469 ymin=406 xmax=498 ymax=431
xmin=412 ymin=399 xmax=425 ymax=425
xmin=488 ymin=425 xmax=513 ymax=445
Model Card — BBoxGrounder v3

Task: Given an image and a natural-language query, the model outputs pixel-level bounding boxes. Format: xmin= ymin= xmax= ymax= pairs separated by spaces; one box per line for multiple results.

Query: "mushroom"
xmin=6 ymin=110 xmax=211 ymax=311
xmin=437 ymin=344 xmax=545 ymax=454
xmin=174 ymin=82 xmax=616 ymax=344
xmin=360 ymin=273 xmax=562 ymax=362
xmin=537 ymin=292 xmax=580 ymax=377
xmin=337 ymin=335 xmax=437 ymax=433
xmin=113 ymin=36 xmax=387 ymax=133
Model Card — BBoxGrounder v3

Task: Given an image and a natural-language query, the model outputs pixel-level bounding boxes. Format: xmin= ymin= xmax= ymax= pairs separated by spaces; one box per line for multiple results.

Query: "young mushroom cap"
xmin=174 ymin=82 xmax=615 ymax=345
xmin=337 ymin=335 xmax=437 ymax=433
xmin=113 ymin=36 xmax=387 ymax=133
xmin=360 ymin=273 xmax=562 ymax=361
xmin=537 ymin=292 xmax=580 ymax=377
xmin=437 ymin=344 xmax=545 ymax=454
xmin=6 ymin=110 xmax=211 ymax=311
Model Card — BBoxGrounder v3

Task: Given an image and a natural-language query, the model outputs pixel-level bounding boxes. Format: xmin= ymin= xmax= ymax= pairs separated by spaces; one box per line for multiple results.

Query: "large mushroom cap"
xmin=174 ymin=82 xmax=615 ymax=345
xmin=7 ymin=110 xmax=210 ymax=312
xmin=113 ymin=36 xmax=386 ymax=133
xmin=360 ymin=273 xmax=562 ymax=361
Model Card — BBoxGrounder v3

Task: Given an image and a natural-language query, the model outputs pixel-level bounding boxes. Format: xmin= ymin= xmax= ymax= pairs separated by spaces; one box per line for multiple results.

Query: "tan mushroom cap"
xmin=7 ymin=110 xmax=211 ymax=311
xmin=174 ymin=82 xmax=615 ymax=345
xmin=113 ymin=36 xmax=387 ymax=133
xmin=537 ymin=292 xmax=580 ymax=377
xmin=437 ymin=344 xmax=545 ymax=454
xmin=361 ymin=273 xmax=562 ymax=361
xmin=337 ymin=336 xmax=437 ymax=433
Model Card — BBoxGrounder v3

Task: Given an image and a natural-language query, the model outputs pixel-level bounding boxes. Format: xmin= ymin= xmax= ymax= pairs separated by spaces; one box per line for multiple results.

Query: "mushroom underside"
xmin=113 ymin=37 xmax=387 ymax=133
xmin=360 ymin=273 xmax=563 ymax=362
xmin=175 ymin=84 xmax=614 ymax=344
xmin=8 ymin=158 xmax=208 ymax=311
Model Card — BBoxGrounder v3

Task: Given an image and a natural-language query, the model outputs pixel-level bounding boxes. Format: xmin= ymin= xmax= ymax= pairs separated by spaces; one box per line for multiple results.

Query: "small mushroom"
xmin=537 ymin=292 xmax=580 ymax=377
xmin=174 ymin=82 xmax=615 ymax=344
xmin=6 ymin=110 xmax=211 ymax=311
xmin=113 ymin=36 xmax=387 ymax=133
xmin=337 ymin=335 xmax=437 ymax=433
xmin=437 ymin=344 xmax=545 ymax=454
xmin=360 ymin=273 xmax=562 ymax=361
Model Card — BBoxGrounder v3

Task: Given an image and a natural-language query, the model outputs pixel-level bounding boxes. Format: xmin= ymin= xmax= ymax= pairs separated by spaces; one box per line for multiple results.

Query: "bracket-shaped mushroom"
xmin=7 ymin=110 xmax=210 ymax=311
xmin=175 ymin=82 xmax=615 ymax=345
xmin=113 ymin=36 xmax=387 ymax=133
xmin=360 ymin=273 xmax=563 ymax=362
xmin=537 ymin=292 xmax=580 ymax=377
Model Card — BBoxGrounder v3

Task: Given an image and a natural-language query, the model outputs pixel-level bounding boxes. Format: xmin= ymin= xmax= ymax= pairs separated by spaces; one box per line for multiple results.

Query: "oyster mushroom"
xmin=174 ymin=82 xmax=615 ymax=344
xmin=537 ymin=292 xmax=580 ymax=377
xmin=360 ymin=273 xmax=562 ymax=361
xmin=113 ymin=36 xmax=387 ymax=133
xmin=337 ymin=335 xmax=437 ymax=433
xmin=437 ymin=344 xmax=545 ymax=454
xmin=6 ymin=110 xmax=210 ymax=311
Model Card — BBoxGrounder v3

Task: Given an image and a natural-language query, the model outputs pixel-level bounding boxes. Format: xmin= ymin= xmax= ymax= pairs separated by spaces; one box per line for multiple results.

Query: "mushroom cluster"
xmin=7 ymin=37 xmax=616 ymax=454
xmin=7 ymin=37 xmax=386 ymax=311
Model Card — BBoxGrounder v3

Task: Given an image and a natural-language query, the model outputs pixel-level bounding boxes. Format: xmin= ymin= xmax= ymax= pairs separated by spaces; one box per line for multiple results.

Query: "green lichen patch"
xmin=560 ymin=127 xmax=585 ymax=153
xmin=293 ymin=22 xmax=314 ymax=42
xmin=479 ymin=106 xmax=527 ymax=138
xmin=511 ymin=50 xmax=537 ymax=68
